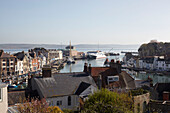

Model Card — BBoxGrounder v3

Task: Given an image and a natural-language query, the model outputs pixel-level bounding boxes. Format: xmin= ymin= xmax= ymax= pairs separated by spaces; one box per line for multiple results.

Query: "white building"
xmin=138 ymin=56 xmax=170 ymax=71
xmin=15 ymin=59 xmax=23 ymax=75
xmin=31 ymin=72 xmax=97 ymax=110
xmin=0 ymin=82 xmax=8 ymax=113
xmin=48 ymin=49 xmax=63 ymax=63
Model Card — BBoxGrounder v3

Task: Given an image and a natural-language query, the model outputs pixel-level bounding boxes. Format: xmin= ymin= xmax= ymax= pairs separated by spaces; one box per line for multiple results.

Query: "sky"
xmin=0 ymin=0 xmax=170 ymax=45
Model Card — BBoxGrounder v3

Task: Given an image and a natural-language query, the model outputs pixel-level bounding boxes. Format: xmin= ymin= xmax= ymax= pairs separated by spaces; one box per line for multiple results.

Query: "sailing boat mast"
xmin=69 ymin=41 xmax=72 ymax=57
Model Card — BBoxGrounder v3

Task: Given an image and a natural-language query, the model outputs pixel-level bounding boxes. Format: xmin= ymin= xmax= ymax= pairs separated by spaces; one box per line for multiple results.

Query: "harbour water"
xmin=60 ymin=56 xmax=119 ymax=73
xmin=60 ymin=48 xmax=135 ymax=73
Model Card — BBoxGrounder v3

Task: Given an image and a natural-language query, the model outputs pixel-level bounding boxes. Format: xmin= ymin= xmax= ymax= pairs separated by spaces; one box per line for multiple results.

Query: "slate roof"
xmin=135 ymin=80 xmax=150 ymax=88
xmin=32 ymin=72 xmax=97 ymax=98
xmin=120 ymin=71 xmax=136 ymax=89
xmin=29 ymin=52 xmax=35 ymax=58
xmin=13 ymin=52 xmax=25 ymax=60
xmin=106 ymin=72 xmax=136 ymax=90
xmin=0 ymin=52 xmax=12 ymax=58
xmin=75 ymin=82 xmax=91 ymax=95
xmin=0 ymin=50 xmax=3 ymax=57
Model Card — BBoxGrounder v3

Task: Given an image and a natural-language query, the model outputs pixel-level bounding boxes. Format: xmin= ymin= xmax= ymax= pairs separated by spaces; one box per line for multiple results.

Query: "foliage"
xmin=62 ymin=109 xmax=74 ymax=113
xmin=130 ymin=88 xmax=148 ymax=96
xmin=48 ymin=106 xmax=63 ymax=113
xmin=81 ymin=89 xmax=134 ymax=113
xmin=17 ymin=98 xmax=63 ymax=113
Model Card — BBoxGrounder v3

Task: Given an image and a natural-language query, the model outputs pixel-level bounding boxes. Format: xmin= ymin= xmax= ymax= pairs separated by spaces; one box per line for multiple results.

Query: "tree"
xmin=81 ymin=89 xmax=133 ymax=113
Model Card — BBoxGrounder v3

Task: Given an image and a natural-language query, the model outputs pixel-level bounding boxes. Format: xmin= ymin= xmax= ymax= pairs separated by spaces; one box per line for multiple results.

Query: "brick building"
xmin=0 ymin=50 xmax=16 ymax=78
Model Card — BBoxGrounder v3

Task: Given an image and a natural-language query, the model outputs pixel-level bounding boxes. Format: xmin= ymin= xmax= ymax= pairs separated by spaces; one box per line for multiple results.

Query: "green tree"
xmin=81 ymin=89 xmax=133 ymax=113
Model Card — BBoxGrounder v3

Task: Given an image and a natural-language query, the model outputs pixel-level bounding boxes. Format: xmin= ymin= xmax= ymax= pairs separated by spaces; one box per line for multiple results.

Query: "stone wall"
xmin=133 ymin=93 xmax=150 ymax=113
xmin=8 ymin=90 xmax=26 ymax=105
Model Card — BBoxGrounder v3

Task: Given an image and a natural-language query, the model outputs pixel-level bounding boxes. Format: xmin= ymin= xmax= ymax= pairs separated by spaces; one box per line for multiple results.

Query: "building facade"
xmin=0 ymin=51 xmax=16 ymax=77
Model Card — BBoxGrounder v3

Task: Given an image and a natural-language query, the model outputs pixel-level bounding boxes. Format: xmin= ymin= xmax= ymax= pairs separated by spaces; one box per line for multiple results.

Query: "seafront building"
xmin=0 ymin=50 xmax=16 ymax=78
xmin=124 ymin=53 xmax=170 ymax=72
xmin=47 ymin=49 xmax=63 ymax=63
xmin=63 ymin=45 xmax=78 ymax=57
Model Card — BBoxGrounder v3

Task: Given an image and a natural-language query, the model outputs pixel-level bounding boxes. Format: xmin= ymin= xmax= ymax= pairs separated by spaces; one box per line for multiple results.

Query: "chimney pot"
xmin=42 ymin=65 xmax=52 ymax=78
xmin=163 ymin=91 xmax=169 ymax=101
xmin=83 ymin=63 xmax=88 ymax=72
xmin=111 ymin=59 xmax=114 ymax=63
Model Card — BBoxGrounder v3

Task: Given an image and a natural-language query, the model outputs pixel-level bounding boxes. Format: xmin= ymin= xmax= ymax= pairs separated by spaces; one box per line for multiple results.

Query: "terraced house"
xmin=0 ymin=50 xmax=16 ymax=78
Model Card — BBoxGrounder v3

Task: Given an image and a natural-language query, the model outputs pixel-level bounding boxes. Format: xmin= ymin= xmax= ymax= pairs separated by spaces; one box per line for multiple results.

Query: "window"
xmin=0 ymin=88 xmax=2 ymax=102
xmin=11 ymin=63 xmax=13 ymax=65
xmin=3 ymin=68 xmax=5 ymax=71
xmin=3 ymin=63 xmax=5 ymax=66
xmin=3 ymin=59 xmax=6 ymax=62
xmin=33 ymin=67 xmax=37 ymax=70
xmin=56 ymin=100 xmax=62 ymax=106
xmin=68 ymin=96 xmax=71 ymax=106
xmin=11 ymin=59 xmax=13 ymax=61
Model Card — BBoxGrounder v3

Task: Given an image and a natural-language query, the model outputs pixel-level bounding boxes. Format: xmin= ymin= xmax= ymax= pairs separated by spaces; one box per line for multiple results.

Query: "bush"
xmin=17 ymin=98 xmax=63 ymax=113
xmin=81 ymin=89 xmax=133 ymax=113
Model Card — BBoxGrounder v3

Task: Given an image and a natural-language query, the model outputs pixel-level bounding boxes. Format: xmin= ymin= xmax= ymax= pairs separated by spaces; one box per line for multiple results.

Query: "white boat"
xmin=87 ymin=51 xmax=106 ymax=59
xmin=67 ymin=57 xmax=75 ymax=64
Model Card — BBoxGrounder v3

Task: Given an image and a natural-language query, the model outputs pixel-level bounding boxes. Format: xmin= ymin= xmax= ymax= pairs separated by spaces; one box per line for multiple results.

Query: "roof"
xmin=154 ymin=83 xmax=170 ymax=100
xmin=29 ymin=52 xmax=35 ymax=58
xmin=121 ymin=71 xmax=136 ymax=89
xmin=0 ymin=50 xmax=3 ymax=57
xmin=0 ymin=52 xmax=14 ymax=58
xmin=90 ymin=67 xmax=135 ymax=90
xmin=13 ymin=52 xmax=25 ymax=60
xmin=0 ymin=82 xmax=7 ymax=88
xmin=75 ymin=82 xmax=91 ymax=95
xmin=154 ymin=83 xmax=170 ymax=93
xmin=90 ymin=67 xmax=116 ymax=77
xmin=32 ymin=73 xmax=97 ymax=98
xmin=135 ymin=80 xmax=150 ymax=88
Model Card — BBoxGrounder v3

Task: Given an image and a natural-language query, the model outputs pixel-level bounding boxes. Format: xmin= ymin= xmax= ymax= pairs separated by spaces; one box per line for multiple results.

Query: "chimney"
xmin=98 ymin=74 xmax=102 ymax=89
xmin=83 ymin=63 xmax=88 ymax=72
xmin=110 ymin=59 xmax=121 ymax=74
xmin=148 ymin=76 xmax=153 ymax=87
xmin=88 ymin=64 xmax=92 ymax=74
xmin=42 ymin=65 xmax=52 ymax=78
xmin=163 ymin=91 xmax=169 ymax=101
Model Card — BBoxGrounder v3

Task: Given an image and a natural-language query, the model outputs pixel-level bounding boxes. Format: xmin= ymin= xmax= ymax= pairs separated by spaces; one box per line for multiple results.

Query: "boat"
xmin=67 ymin=57 xmax=75 ymax=64
xmin=87 ymin=51 xmax=106 ymax=59
xmin=8 ymin=84 xmax=18 ymax=88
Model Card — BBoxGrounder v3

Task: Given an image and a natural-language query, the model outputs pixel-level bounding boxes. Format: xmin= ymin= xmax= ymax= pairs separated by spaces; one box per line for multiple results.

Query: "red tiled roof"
xmin=90 ymin=67 xmax=110 ymax=77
